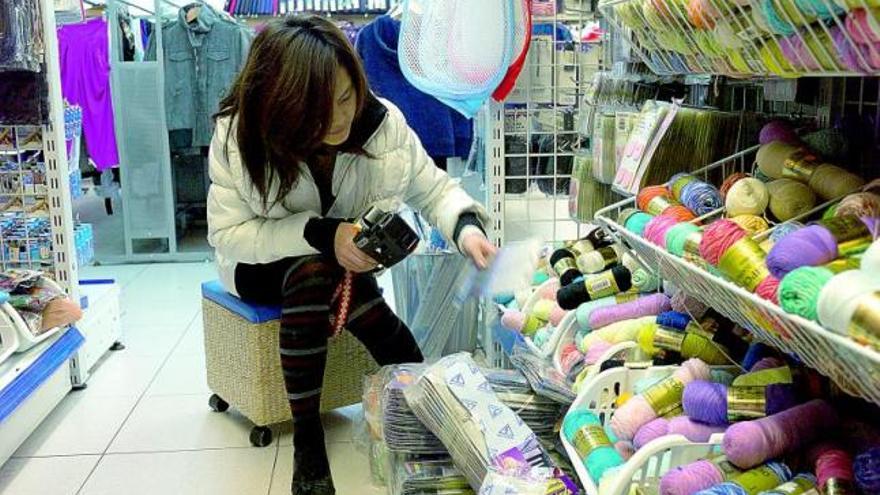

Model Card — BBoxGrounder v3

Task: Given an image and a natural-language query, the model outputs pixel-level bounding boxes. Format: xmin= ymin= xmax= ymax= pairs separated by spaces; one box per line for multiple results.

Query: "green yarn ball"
xmin=624 ymin=212 xmax=654 ymax=236
xmin=533 ymin=271 xmax=550 ymax=286
xmin=562 ymin=410 xmax=624 ymax=482
xmin=664 ymin=223 xmax=702 ymax=257
xmin=778 ymin=266 xmax=834 ymax=321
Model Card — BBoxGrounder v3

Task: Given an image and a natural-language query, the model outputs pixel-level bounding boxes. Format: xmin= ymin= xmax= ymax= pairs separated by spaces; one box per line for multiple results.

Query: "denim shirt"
xmin=146 ymin=4 xmax=251 ymax=147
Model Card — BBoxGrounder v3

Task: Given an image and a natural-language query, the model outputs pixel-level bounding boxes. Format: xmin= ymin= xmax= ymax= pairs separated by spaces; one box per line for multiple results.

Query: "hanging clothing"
xmin=57 ymin=18 xmax=120 ymax=171
xmin=146 ymin=4 xmax=252 ymax=148
xmin=0 ymin=0 xmax=43 ymax=72
xmin=356 ymin=15 xmax=473 ymax=161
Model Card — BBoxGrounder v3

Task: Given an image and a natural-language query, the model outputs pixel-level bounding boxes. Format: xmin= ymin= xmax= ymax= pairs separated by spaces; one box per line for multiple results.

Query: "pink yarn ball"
xmin=723 ymin=399 xmax=839 ymax=469
xmin=549 ymin=304 xmax=567 ymax=327
xmin=537 ymin=279 xmax=561 ymax=300
xmin=584 ymin=340 xmax=614 ymax=365
xmin=660 ymin=459 xmax=726 ymax=495
xmin=500 ymin=310 xmax=526 ymax=331
xmin=760 ymin=121 xmax=799 ymax=145
xmin=610 ymin=359 xmax=712 ymax=441
xmin=588 ymin=293 xmax=672 ymax=329
xmin=846 ymin=8 xmax=880 ymax=45
xmin=810 ymin=443 xmax=855 ymax=490
xmin=668 ymin=416 xmax=727 ymax=442
xmin=836 ymin=192 xmax=880 ymax=218
xmin=755 ymin=276 xmax=780 ymax=304
xmin=559 ymin=343 xmax=584 ymax=375
xmin=700 ymin=220 xmax=746 ymax=265
xmin=644 ymin=214 xmax=683 ymax=248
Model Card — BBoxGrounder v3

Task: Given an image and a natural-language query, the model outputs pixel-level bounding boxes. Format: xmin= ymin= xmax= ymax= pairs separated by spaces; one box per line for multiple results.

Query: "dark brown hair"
xmin=216 ymin=15 xmax=369 ymax=207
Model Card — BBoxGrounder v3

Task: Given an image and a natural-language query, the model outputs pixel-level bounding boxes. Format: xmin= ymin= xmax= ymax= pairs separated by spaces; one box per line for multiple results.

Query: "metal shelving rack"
xmin=0 ymin=0 xmax=86 ymax=465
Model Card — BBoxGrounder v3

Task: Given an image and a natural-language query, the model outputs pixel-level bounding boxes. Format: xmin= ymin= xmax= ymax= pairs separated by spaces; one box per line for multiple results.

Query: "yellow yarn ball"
xmin=767 ymin=178 xmax=817 ymax=221
xmin=731 ymin=214 xmax=770 ymax=234
xmin=726 ymin=177 xmax=770 ymax=217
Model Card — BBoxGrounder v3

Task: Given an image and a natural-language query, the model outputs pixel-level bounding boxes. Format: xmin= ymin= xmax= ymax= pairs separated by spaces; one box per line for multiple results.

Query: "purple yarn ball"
xmin=760 ymin=121 xmax=799 ymax=145
xmin=683 ymin=381 xmax=798 ymax=426
xmin=854 ymin=447 xmax=880 ymax=494
xmin=660 ymin=460 xmax=726 ymax=495
xmin=668 ymin=416 xmax=727 ymax=442
xmin=750 ymin=357 xmax=785 ymax=371
xmin=634 ymin=417 xmax=670 ymax=449
xmin=862 ymin=216 xmax=880 ymax=239
xmin=766 ymin=225 xmax=839 ymax=279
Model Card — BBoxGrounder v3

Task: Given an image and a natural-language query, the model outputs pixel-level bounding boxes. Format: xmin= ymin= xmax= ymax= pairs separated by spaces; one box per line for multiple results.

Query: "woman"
xmin=207 ymin=16 xmax=495 ymax=495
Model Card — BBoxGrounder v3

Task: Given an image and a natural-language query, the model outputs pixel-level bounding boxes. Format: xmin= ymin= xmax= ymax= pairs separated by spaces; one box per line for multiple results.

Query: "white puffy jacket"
xmin=207 ymin=99 xmax=489 ymax=296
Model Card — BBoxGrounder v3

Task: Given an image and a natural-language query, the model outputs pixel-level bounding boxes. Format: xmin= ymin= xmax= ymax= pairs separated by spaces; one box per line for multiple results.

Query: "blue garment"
xmin=356 ymin=15 xmax=473 ymax=160
xmin=146 ymin=4 xmax=251 ymax=147
xmin=532 ymin=22 xmax=573 ymax=42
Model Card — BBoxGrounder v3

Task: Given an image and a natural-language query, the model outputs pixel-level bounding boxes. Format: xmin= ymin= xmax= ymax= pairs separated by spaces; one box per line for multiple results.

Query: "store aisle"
xmin=0 ymin=262 xmax=384 ymax=495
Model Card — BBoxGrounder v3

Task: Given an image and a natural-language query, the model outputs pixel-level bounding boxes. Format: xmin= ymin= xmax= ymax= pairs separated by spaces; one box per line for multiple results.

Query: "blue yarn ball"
xmin=855 ymin=447 xmax=880 ymax=494
xmin=656 ymin=311 xmax=692 ymax=330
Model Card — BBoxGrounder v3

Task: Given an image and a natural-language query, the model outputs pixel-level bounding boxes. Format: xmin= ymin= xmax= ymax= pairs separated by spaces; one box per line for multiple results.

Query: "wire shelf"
xmin=600 ymin=0 xmax=880 ymax=78
xmin=595 ymin=194 xmax=880 ymax=406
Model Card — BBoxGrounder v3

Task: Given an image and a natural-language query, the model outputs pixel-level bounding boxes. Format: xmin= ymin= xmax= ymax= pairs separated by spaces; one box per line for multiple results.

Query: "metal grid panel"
xmin=600 ymin=0 xmax=880 ymax=78
xmin=487 ymin=9 xmax=606 ymax=245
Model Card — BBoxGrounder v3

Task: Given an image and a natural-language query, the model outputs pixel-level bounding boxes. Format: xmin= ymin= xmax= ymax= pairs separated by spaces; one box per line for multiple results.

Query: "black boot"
xmin=291 ymin=418 xmax=335 ymax=495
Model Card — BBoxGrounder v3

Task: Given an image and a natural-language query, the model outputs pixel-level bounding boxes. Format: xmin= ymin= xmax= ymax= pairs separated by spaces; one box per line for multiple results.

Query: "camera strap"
xmin=330 ymin=271 xmax=354 ymax=337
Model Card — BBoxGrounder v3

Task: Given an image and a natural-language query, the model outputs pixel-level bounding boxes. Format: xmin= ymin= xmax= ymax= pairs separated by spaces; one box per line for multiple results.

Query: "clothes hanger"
xmin=387 ymin=1 xmax=403 ymax=19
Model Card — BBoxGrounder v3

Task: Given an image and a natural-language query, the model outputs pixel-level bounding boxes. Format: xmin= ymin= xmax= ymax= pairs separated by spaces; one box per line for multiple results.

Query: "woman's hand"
xmin=334 ymin=223 xmax=378 ymax=273
xmin=460 ymin=232 xmax=497 ymax=270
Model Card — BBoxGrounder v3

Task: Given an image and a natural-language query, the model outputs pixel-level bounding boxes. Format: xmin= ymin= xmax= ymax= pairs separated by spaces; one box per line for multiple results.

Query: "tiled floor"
xmin=0 ymin=262 xmax=386 ymax=495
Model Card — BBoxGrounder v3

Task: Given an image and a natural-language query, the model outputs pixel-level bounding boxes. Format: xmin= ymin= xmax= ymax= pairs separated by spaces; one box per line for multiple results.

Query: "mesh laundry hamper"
xmin=201 ymin=281 xmax=379 ymax=447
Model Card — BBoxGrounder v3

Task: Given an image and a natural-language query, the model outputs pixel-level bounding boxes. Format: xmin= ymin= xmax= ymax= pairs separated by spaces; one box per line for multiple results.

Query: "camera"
xmin=353 ymin=206 xmax=420 ymax=269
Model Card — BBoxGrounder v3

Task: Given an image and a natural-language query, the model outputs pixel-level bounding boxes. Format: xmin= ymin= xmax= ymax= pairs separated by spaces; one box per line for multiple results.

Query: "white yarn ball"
xmin=726 ymin=177 xmax=770 ymax=217
xmin=817 ymin=270 xmax=880 ymax=334
xmin=863 ymin=240 xmax=880 ymax=277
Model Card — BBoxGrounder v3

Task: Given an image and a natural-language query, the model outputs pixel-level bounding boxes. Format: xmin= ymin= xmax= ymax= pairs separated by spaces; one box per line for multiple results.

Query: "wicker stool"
xmin=200 ymin=281 xmax=379 ymax=447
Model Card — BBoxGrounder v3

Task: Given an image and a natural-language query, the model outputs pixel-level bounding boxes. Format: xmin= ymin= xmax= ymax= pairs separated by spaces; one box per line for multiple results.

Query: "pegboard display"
xmin=485 ymin=10 xmax=607 ymax=246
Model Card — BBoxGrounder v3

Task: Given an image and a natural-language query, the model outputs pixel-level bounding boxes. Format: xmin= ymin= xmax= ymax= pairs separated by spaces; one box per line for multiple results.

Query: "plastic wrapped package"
xmin=0 ymin=0 xmax=44 ymax=72
xmin=479 ymin=467 xmax=577 ymax=495
xmin=389 ymin=454 xmax=474 ymax=495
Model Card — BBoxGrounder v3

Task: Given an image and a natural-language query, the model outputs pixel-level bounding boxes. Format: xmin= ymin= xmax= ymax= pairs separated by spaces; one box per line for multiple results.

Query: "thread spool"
xmin=854 ymin=447 xmax=880 ymax=494
xmin=557 ymin=265 xmax=633 ymax=310
xmin=731 ymin=215 xmax=770 ymax=234
xmin=726 ymin=178 xmax=770 ymax=217
xmin=810 ymin=443 xmax=856 ymax=495
xmin=577 ymin=245 xmax=623 ymax=274
xmin=699 ymin=220 xmax=779 ymax=302
xmin=723 ymin=399 xmax=839 ymax=469
xmin=638 ymin=323 xmax=733 ymax=365
xmin=682 ymin=380 xmax=798 ymax=426
xmin=695 ymin=462 xmax=792 ymax=495
xmin=817 ymin=270 xmax=880 ymax=347
xmin=767 ymin=215 xmax=876 ymax=278
xmin=588 ymin=293 xmax=671 ymax=330
xmin=562 ymin=410 xmax=625 ymax=481
xmin=766 ymin=179 xmax=817 ymax=222
xmin=660 ymin=456 xmax=744 ymax=495
xmin=760 ymin=121 xmax=799 ymax=145
xmin=864 ymin=240 xmax=880 ymax=276
xmin=758 ymin=474 xmax=817 ymax=495
xmin=610 ymin=358 xmax=712 ymax=441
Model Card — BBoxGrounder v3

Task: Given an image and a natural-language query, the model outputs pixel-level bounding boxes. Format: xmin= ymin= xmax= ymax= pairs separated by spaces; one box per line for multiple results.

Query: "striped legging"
xmin=235 ymin=255 xmax=423 ymax=424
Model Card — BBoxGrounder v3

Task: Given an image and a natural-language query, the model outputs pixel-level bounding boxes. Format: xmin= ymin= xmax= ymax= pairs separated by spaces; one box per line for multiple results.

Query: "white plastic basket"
xmin=6 ymin=278 xmax=68 ymax=353
xmin=0 ymin=319 xmax=18 ymax=365
xmin=561 ymin=365 xmax=724 ymax=495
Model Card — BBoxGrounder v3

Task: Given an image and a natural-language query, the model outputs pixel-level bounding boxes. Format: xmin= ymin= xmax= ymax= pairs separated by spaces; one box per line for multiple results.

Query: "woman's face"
xmin=323 ymin=68 xmax=357 ymax=146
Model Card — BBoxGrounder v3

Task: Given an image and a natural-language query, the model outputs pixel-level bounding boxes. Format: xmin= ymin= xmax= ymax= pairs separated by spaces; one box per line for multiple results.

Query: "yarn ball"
xmin=575 ymin=296 xmax=620 ymax=331
xmin=559 ymin=343 xmax=584 ymax=375
xmin=756 ymin=141 xmax=801 ymax=179
xmin=668 ymin=416 xmax=727 ymax=442
xmin=759 ymin=121 xmax=799 ymax=145
xmin=817 ymin=269 xmax=880 ymax=335
xmin=645 ymin=215 xmax=683 ymax=247
xmin=657 ymin=311 xmax=692 ymax=330
xmin=664 ymin=205 xmax=699 ymax=223
xmin=562 ymin=410 xmax=625 ymax=481
xmin=680 ymin=179 xmax=724 ymax=216
xmin=769 ymin=222 xmax=803 ymax=243
xmin=696 ymin=462 xmax=792 ymax=495
xmin=766 ymin=224 xmax=839 ymax=279
xmin=864 ymin=239 xmax=880 ymax=276
xmin=665 ymin=223 xmax=702 ymax=257
xmin=836 ymin=192 xmax=880 ymax=219
xmin=731 ymin=215 xmax=770 ymax=234
xmin=808 ymin=164 xmax=867 ymax=201
xmin=723 ymin=399 xmax=839 ymax=469
xmin=720 ymin=173 xmax=750 ymax=200
xmin=626 ymin=212 xmax=655 ymax=236
xmin=726 ymin=178 xmax=770 ymax=217
xmin=550 ymin=249 xmax=583 ymax=287
xmin=778 ymin=267 xmax=833 ymax=321
xmin=854 ymin=447 xmax=880 ymax=494
xmin=682 ymin=380 xmax=799 ymax=426
xmin=610 ymin=358 xmax=712 ymax=441
xmin=557 ymin=266 xmax=633 ymax=310
xmin=633 ymin=417 xmax=670 ymax=449
xmin=589 ymin=293 xmax=671 ymax=330
xmin=577 ymin=245 xmax=624 ymax=274
xmin=755 ymin=276 xmax=781 ymax=304
xmin=810 ymin=443 xmax=855 ymax=492
xmin=801 ymin=128 xmax=849 ymax=161
xmin=660 ymin=458 xmax=730 ymax=495
xmin=584 ymin=340 xmax=614 ymax=365
xmin=766 ymin=179 xmax=816 ymax=222
xmin=638 ymin=185 xmax=678 ymax=214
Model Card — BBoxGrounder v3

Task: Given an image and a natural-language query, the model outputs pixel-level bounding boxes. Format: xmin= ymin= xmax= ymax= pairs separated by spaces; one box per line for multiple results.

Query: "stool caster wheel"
xmin=208 ymin=394 xmax=229 ymax=413
xmin=250 ymin=426 xmax=273 ymax=447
